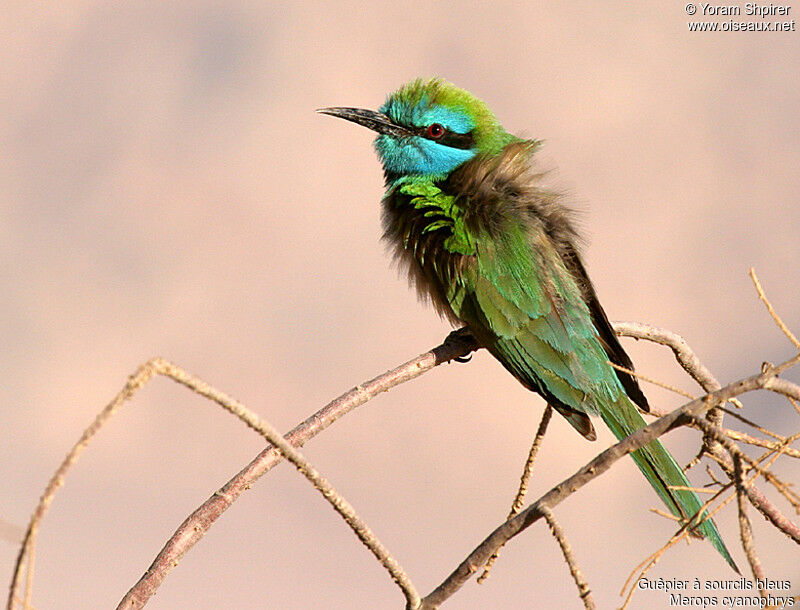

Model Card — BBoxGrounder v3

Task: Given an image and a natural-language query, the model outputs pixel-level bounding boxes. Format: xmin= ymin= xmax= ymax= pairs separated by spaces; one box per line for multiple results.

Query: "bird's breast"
xmin=381 ymin=182 xmax=476 ymax=324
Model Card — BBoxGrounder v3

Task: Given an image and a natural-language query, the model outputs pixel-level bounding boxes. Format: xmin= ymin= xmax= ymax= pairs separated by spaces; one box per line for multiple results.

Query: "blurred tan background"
xmin=2 ymin=2 xmax=799 ymax=608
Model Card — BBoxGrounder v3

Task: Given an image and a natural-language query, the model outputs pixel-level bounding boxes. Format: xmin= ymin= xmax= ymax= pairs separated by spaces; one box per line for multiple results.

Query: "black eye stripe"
xmin=413 ymin=126 xmax=475 ymax=150
xmin=440 ymin=131 xmax=475 ymax=149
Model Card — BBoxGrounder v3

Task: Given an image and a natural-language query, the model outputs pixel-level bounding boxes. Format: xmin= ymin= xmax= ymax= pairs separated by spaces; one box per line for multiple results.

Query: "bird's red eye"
xmin=426 ymin=123 xmax=445 ymax=138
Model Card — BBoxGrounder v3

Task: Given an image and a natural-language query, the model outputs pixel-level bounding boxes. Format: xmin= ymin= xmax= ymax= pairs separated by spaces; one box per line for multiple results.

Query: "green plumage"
xmin=321 ymin=78 xmax=736 ymax=570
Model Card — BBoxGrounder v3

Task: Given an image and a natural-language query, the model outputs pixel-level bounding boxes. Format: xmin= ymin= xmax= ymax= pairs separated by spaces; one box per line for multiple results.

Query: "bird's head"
xmin=319 ymin=78 xmax=515 ymax=179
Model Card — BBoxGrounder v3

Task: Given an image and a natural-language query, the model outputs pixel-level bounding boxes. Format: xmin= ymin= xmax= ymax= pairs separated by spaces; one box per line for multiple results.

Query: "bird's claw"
xmin=443 ymin=327 xmax=479 ymax=363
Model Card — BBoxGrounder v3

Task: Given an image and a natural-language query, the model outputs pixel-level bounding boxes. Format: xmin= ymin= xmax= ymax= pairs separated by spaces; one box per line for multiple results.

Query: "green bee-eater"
xmin=319 ymin=78 xmax=736 ymax=570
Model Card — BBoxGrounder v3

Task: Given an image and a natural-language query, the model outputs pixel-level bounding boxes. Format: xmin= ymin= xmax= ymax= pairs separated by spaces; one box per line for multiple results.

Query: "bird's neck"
xmin=381 ymin=134 xmax=533 ymax=191
xmin=383 ymin=170 xmax=449 ymax=191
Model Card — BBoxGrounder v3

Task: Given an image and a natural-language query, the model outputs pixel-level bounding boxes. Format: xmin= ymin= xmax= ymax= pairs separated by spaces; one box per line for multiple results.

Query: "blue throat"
xmin=375 ymin=135 xmax=476 ymax=177
xmin=374 ymin=97 xmax=477 ymax=177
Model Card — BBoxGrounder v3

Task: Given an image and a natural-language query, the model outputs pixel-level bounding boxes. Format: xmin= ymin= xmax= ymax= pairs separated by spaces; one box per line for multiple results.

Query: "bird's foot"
xmin=443 ymin=327 xmax=479 ymax=363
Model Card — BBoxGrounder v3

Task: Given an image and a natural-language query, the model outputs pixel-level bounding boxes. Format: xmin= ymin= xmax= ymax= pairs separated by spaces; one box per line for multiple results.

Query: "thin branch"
xmin=682 ymin=452 xmax=704 ymax=473
xmin=615 ymin=320 xmax=800 ymax=535
xmin=691 ymin=416 xmax=800 ymax=511
xmin=734 ymin=456 xmax=766 ymax=595
xmin=721 ymin=408 xmax=786 ymax=441
xmin=787 ymin=396 xmax=800 ymax=418
xmin=478 ymin=405 xmax=552 ymax=583
xmin=666 ymin=486 xmax=720 ymax=494
xmin=613 ymin=321 xmax=729 ymax=458
xmin=690 ymin=417 xmax=783 ymax=484
xmin=14 ymin=352 xmax=466 ymax=610
xmin=153 ymin=361 xmax=421 ymax=607
xmin=620 ymin=531 xmax=692 ymax=609
xmin=650 ymin=507 xmax=685 ymax=522
xmin=736 ymin=476 xmax=800 ymax=542
xmin=419 ymin=362 xmax=793 ymax=609
xmin=722 ymin=429 xmax=800 ymax=459
xmin=765 ymin=376 xmax=800 ymax=401
xmin=621 ymin=485 xmax=735 ymax=609
xmin=750 ymin=268 xmax=800 ymax=350
xmin=607 ymin=361 xmax=694 ymax=400
xmin=691 ymin=417 xmax=800 ymax=543
xmin=8 ymin=359 xmax=160 ymax=610
xmin=23 ymin=533 xmax=34 ymax=610
xmin=705 ymin=463 xmax=727 ymax=488
xmin=114 ymin=330 xmax=478 ymax=609
xmin=613 ymin=322 xmax=726 ymax=395
xmin=541 ymin=507 xmax=595 ymax=610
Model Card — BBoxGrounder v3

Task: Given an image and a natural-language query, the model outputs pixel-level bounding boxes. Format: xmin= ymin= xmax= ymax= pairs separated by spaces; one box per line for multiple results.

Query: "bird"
xmin=319 ymin=78 xmax=736 ymax=570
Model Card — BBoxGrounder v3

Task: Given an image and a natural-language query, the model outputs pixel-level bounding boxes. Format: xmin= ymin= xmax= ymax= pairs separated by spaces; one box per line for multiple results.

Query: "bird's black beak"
xmin=317 ymin=107 xmax=414 ymax=138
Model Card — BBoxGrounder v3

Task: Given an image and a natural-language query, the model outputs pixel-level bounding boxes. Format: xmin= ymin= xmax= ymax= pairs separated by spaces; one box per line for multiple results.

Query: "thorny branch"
xmin=8 ymin=272 xmax=800 ymax=609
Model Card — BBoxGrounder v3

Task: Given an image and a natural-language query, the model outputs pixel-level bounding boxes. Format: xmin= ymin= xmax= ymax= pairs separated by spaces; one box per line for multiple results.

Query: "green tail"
xmin=599 ymin=397 xmax=738 ymax=572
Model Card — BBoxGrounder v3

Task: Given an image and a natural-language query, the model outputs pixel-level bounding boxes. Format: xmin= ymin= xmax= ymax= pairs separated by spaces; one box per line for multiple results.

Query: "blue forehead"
xmin=379 ymin=95 xmax=474 ymax=134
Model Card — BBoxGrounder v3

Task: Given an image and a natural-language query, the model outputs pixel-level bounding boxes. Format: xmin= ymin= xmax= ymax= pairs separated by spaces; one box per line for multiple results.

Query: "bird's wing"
xmin=559 ymin=244 xmax=649 ymax=411
xmin=457 ymin=226 xmax=623 ymax=440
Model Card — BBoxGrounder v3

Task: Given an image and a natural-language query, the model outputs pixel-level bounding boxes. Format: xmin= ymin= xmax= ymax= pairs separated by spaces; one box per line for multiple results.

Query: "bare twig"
xmin=419 ymin=362 xmax=792 ymax=609
xmin=683 ymin=452 xmax=703 ymax=473
xmin=11 ymin=304 xmax=800 ymax=610
xmin=23 ymin=534 xmax=34 ymax=610
xmin=666 ymin=485 xmax=720 ymax=494
xmin=722 ymin=429 xmax=800 ymax=459
xmin=787 ymin=396 xmax=800 ymax=418
xmin=765 ymin=376 xmax=800 ymax=401
xmin=621 ymin=487 xmax=735 ymax=610
xmin=705 ymin=463 xmax=726 ymax=488
xmin=613 ymin=322 xmax=727 ymax=396
xmin=692 ymin=417 xmax=800 ymax=512
xmin=737 ymin=473 xmax=800 ymax=542
xmin=478 ymin=405 xmax=552 ymax=583
xmin=613 ymin=322 xmax=729 ymax=461
xmin=10 ymin=356 xmax=442 ymax=610
xmin=607 ymin=361 xmax=694 ymax=400
xmin=541 ymin=507 xmax=595 ymax=610
xmin=690 ymin=417 xmax=784 ymax=484
xmin=721 ymin=408 xmax=786 ymax=441
xmin=616 ymin=320 xmax=800 ymax=539
xmin=650 ymin=507 xmax=685 ymax=522
xmin=154 ymin=362 xmax=421 ymax=607
xmin=113 ymin=330 xmax=478 ymax=609
xmin=734 ymin=456 xmax=766 ymax=595
xmin=692 ymin=418 xmax=800 ymax=544
xmin=8 ymin=359 xmax=160 ymax=610
xmin=9 ymin=331 xmax=479 ymax=610
xmin=620 ymin=530 xmax=693 ymax=610
xmin=749 ymin=268 xmax=800 ymax=350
